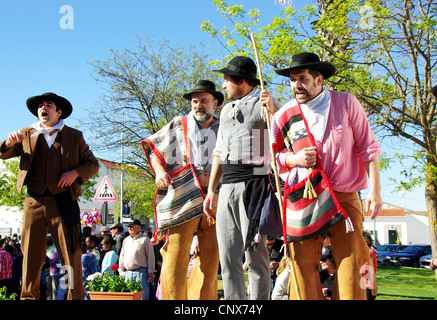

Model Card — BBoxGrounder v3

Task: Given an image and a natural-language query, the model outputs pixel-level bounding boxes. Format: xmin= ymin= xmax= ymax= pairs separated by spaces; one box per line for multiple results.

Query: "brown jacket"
xmin=0 ymin=125 xmax=99 ymax=200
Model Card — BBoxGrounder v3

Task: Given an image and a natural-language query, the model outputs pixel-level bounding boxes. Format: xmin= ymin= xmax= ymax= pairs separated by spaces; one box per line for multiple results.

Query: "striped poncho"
xmin=272 ymin=102 xmax=351 ymax=242
xmin=141 ymin=116 xmax=205 ymax=232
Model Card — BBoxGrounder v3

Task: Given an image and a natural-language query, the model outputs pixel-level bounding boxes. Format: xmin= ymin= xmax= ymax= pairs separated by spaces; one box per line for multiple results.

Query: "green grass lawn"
xmin=218 ymin=265 xmax=437 ymax=300
xmin=375 ymin=266 xmax=437 ymax=300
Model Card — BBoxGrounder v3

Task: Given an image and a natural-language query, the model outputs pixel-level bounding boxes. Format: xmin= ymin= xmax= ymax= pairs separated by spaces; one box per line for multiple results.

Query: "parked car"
xmin=387 ymin=245 xmax=431 ymax=267
xmin=376 ymin=244 xmax=409 ymax=266
xmin=419 ymin=254 xmax=433 ymax=269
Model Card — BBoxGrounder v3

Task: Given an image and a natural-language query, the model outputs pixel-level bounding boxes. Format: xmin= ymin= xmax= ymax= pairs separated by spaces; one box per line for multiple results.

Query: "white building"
xmin=363 ymin=202 xmax=430 ymax=246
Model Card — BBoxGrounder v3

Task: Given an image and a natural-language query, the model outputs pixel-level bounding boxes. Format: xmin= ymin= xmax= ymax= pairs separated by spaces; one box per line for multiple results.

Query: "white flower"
xmin=86 ymin=272 xmax=102 ymax=281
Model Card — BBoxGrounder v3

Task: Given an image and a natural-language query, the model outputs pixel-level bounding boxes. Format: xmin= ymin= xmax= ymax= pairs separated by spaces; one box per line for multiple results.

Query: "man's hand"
xmin=155 ymin=170 xmax=173 ymax=189
xmin=430 ymin=259 xmax=437 ymax=271
xmin=148 ymin=272 xmax=154 ymax=283
xmin=203 ymin=191 xmax=216 ymax=222
xmin=5 ymin=130 xmax=24 ymax=149
xmin=260 ymin=89 xmax=280 ymax=115
xmin=285 ymin=146 xmax=318 ymax=168
xmin=57 ymin=170 xmax=80 ymax=188
xmin=365 ymin=190 xmax=382 ymax=220
xmin=269 ymin=261 xmax=279 ymax=271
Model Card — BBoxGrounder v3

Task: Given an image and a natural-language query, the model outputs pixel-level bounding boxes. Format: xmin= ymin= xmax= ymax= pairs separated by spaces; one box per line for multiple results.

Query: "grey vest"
xmin=218 ymin=98 xmax=269 ymax=166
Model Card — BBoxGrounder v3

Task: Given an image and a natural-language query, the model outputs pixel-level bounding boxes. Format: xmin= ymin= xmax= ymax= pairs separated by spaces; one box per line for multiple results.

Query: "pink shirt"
xmin=275 ymin=91 xmax=381 ymax=192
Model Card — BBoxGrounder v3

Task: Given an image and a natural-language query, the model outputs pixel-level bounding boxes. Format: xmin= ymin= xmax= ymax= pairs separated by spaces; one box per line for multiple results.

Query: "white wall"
xmin=406 ymin=213 xmax=431 ymax=245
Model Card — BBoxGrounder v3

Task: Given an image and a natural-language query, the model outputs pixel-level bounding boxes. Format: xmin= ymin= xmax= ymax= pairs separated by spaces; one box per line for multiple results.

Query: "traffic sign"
xmin=94 ymin=175 xmax=118 ymax=201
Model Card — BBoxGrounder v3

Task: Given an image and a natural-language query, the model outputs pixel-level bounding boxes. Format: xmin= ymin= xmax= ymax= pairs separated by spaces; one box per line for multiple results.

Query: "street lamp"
xmin=119 ymin=112 xmax=124 ymax=223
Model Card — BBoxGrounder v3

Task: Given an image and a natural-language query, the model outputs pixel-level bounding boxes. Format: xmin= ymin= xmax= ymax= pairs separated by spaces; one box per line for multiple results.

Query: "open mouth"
xmin=295 ymin=90 xmax=307 ymax=97
xmin=41 ymin=111 xmax=49 ymax=118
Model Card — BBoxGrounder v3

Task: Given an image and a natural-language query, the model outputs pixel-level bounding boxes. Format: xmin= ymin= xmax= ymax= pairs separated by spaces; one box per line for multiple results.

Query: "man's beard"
xmin=194 ymin=111 xmax=213 ymax=122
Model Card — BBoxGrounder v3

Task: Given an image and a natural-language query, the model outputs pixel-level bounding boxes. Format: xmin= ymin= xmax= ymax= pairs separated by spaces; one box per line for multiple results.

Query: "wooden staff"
xmin=250 ymin=32 xmax=302 ymax=300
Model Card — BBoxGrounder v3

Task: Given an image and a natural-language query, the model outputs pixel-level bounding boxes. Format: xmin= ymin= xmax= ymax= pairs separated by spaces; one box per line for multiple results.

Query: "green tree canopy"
xmin=0 ymin=159 xmax=25 ymax=210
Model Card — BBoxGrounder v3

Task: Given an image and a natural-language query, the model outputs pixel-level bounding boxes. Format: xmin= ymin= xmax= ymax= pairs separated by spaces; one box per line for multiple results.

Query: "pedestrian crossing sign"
xmin=94 ymin=175 xmax=118 ymax=201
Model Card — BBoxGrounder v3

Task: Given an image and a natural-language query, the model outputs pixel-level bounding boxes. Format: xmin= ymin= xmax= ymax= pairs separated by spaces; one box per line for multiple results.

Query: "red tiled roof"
xmin=364 ymin=208 xmax=405 ymax=217
xmin=98 ymin=158 xmax=119 ymax=169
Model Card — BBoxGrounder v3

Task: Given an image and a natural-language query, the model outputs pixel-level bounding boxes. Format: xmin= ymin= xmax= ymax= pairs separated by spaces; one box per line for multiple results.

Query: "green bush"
xmin=85 ymin=272 xmax=143 ymax=293
xmin=0 ymin=286 xmax=17 ymax=300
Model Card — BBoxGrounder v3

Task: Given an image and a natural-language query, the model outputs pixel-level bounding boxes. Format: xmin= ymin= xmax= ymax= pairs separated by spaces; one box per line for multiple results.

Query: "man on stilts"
xmin=204 ymin=56 xmax=281 ymax=300
xmin=0 ymin=92 xmax=99 ymax=300
xmin=268 ymin=52 xmax=382 ymax=299
xmin=142 ymin=80 xmax=223 ymax=300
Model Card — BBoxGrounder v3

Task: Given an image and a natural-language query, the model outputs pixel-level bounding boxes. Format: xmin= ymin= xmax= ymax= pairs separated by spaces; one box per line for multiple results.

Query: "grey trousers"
xmin=216 ymin=182 xmax=270 ymax=300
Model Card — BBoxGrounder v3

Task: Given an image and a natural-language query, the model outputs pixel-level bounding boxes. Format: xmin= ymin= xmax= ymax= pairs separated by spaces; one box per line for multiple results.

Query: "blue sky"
xmin=0 ymin=0 xmax=427 ymax=211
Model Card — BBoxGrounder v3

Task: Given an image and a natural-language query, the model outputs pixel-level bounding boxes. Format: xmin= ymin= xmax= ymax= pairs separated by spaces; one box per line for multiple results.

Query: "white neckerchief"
xmin=30 ymin=119 xmax=65 ymax=148
xmin=299 ymin=85 xmax=331 ymax=142
xmin=229 ymin=87 xmax=261 ymax=119
xmin=187 ymin=111 xmax=219 ymax=169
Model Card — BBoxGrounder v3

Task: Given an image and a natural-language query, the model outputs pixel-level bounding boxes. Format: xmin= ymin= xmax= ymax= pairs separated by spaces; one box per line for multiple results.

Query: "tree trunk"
xmin=425 ymin=176 xmax=437 ymax=280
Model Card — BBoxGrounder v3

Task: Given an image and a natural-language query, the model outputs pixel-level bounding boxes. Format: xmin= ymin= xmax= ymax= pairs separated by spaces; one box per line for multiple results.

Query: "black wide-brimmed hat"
xmin=432 ymin=85 xmax=437 ymax=98
xmin=26 ymin=92 xmax=73 ymax=119
xmin=275 ymin=52 xmax=337 ymax=79
xmin=183 ymin=80 xmax=224 ymax=106
xmin=213 ymin=56 xmax=261 ymax=84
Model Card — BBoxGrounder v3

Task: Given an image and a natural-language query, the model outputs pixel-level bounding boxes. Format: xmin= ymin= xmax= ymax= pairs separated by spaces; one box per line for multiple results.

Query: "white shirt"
xmin=119 ymin=233 xmax=155 ymax=273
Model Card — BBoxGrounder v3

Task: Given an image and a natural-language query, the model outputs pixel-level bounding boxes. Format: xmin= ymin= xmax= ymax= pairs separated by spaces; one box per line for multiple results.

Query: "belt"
xmin=126 ymin=267 xmax=145 ymax=272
